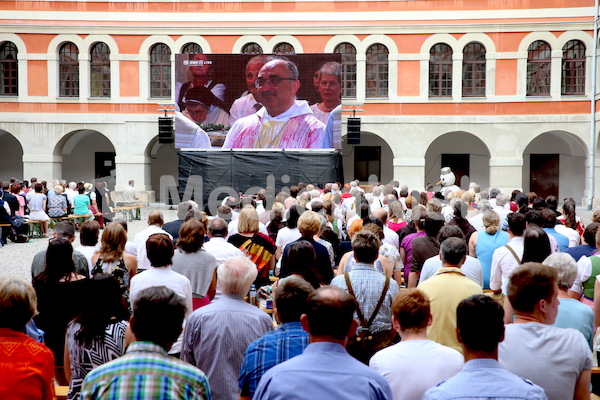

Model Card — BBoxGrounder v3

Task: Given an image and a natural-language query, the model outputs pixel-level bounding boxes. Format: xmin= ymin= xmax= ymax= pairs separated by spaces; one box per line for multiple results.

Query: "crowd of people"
xmin=0 ymin=178 xmax=115 ymax=244
xmin=2 ymin=178 xmax=600 ymax=399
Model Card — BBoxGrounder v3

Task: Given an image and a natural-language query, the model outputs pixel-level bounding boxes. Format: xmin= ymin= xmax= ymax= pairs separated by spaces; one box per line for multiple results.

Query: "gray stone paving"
xmin=0 ymin=204 xmax=178 ymax=283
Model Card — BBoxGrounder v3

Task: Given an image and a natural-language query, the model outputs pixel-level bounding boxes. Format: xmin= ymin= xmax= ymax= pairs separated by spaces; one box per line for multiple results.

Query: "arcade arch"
xmin=522 ymin=131 xmax=587 ymax=201
xmin=54 ymin=129 xmax=116 ymax=186
xmin=425 ymin=131 xmax=491 ymax=191
xmin=0 ymin=130 xmax=24 ymax=180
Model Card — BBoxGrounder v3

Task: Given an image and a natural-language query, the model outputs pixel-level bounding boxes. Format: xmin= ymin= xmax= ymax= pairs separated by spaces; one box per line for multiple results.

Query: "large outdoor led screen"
xmin=174 ymin=53 xmax=342 ymax=150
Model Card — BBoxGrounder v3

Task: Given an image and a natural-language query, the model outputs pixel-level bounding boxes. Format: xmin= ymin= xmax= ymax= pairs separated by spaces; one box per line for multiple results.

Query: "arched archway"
xmin=523 ymin=131 xmax=586 ymax=200
xmin=425 ymin=131 xmax=491 ymax=191
xmin=0 ymin=130 xmax=24 ymax=180
xmin=342 ymin=131 xmax=394 ymax=183
xmin=54 ymin=129 xmax=116 ymax=187
xmin=146 ymin=137 xmax=178 ymax=201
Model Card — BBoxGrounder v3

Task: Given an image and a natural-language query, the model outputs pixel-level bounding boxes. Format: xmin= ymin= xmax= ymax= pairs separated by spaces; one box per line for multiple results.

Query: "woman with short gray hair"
xmin=544 ymin=253 xmax=593 ymax=349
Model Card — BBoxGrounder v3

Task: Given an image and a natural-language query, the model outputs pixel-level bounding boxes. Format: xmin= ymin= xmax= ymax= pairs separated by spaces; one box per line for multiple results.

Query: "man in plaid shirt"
xmin=81 ymin=286 xmax=211 ymax=400
xmin=238 ymin=277 xmax=314 ymax=399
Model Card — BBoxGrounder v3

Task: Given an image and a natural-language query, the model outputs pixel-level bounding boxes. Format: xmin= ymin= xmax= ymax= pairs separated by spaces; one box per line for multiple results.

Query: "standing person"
xmin=171 ymin=219 xmax=219 ymax=309
xmin=81 ymin=286 xmax=211 ymax=400
xmin=424 ymin=295 xmax=546 ymax=400
xmin=0 ymin=277 xmax=55 ymax=400
xmin=31 ymin=221 xmax=90 ymax=279
xmin=77 ymin=220 xmax=101 ymax=272
xmin=182 ymin=256 xmax=273 ymax=400
xmin=163 ymin=201 xmax=192 ymax=244
xmin=370 ymin=289 xmax=464 ymax=400
xmin=94 ymin=181 xmax=113 ymax=226
xmin=133 ymin=210 xmax=172 ymax=272
xmin=28 ymin=182 xmax=50 ymax=237
xmin=544 ymin=253 xmax=594 ymax=350
xmin=331 ymin=231 xmax=400 ymax=363
xmin=228 ymin=205 xmax=277 ymax=287
xmin=499 ymin=263 xmax=592 ymax=400
xmin=129 ymin=233 xmax=192 ymax=357
xmin=253 ymin=286 xmax=393 ymax=400
xmin=203 ymin=217 xmax=244 ymax=264
xmin=238 ymin=277 xmax=314 ymax=399
xmin=408 ymin=212 xmax=445 ymax=288
xmin=468 ymin=210 xmax=509 ymax=289
xmin=280 ymin=211 xmax=334 ymax=284
xmin=33 ymin=238 xmax=91 ymax=366
xmin=64 ymin=273 xmax=129 ymax=400
xmin=91 ymin=222 xmax=138 ymax=306
xmin=490 ymin=212 xmax=527 ymax=296
xmin=417 ymin=238 xmax=483 ymax=353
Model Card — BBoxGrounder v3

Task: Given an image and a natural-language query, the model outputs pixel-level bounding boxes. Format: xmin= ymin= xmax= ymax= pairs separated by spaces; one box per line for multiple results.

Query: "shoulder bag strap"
xmin=365 ymin=276 xmax=390 ymax=330
xmin=344 ymin=273 xmax=391 ymax=331
xmin=344 ymin=273 xmax=366 ymax=326
xmin=504 ymin=244 xmax=521 ymax=264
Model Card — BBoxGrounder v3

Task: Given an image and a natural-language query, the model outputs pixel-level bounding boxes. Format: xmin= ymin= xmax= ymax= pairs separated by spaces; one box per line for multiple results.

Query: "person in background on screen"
xmin=177 ymin=53 xmax=229 ymax=126
xmin=229 ymin=55 xmax=272 ymax=125
xmin=223 ymin=58 xmax=327 ymax=149
xmin=310 ymin=62 xmax=342 ymax=125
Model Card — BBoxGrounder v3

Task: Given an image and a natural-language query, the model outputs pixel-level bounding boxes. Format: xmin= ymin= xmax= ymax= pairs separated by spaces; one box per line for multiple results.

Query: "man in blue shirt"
xmin=238 ymin=277 xmax=314 ymax=399
xmin=542 ymin=208 xmax=569 ymax=252
xmin=425 ymin=294 xmax=547 ymax=400
xmin=253 ymin=285 xmax=392 ymax=400
xmin=565 ymin=223 xmax=599 ymax=262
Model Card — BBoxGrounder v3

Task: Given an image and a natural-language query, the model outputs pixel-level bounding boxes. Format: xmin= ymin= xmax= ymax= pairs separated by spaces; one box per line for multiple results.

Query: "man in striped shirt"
xmin=81 ymin=286 xmax=211 ymax=400
xmin=238 ymin=277 xmax=314 ymax=399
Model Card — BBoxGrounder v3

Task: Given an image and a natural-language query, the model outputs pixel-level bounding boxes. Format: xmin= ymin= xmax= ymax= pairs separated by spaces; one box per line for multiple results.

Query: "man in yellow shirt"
xmin=418 ymin=237 xmax=482 ymax=353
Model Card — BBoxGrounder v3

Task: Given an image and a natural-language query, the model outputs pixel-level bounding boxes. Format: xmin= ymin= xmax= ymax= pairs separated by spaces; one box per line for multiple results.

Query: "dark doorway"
xmin=530 ymin=154 xmax=559 ymax=198
xmin=441 ymin=154 xmax=470 ymax=189
xmin=354 ymin=146 xmax=381 ymax=181
xmin=95 ymin=152 xmax=116 ymax=181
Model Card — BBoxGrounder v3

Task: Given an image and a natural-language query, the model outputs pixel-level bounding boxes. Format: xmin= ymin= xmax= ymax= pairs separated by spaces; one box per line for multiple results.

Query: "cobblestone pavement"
xmin=0 ymin=204 xmax=178 ymax=283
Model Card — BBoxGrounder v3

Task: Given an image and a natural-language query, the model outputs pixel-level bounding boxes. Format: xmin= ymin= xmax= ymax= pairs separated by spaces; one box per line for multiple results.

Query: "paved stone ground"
xmin=0 ymin=204 xmax=178 ymax=283
xmin=1 ymin=203 xmax=596 ymax=284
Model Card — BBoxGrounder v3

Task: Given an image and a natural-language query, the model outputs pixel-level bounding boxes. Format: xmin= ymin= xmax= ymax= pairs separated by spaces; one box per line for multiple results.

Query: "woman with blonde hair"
xmin=468 ymin=210 xmax=508 ymax=289
xmin=91 ymin=222 xmax=137 ymax=305
xmin=228 ymin=205 xmax=276 ymax=287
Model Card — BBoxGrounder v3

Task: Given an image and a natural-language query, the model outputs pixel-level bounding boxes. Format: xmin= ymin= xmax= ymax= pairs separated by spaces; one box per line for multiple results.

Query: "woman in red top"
xmin=0 ymin=277 xmax=55 ymax=400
